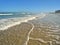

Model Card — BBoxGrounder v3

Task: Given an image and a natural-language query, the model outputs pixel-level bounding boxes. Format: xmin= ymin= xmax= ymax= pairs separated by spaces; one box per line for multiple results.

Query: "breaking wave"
xmin=0 ymin=14 xmax=46 ymax=30
xmin=0 ymin=16 xmax=36 ymax=30
xmin=0 ymin=14 xmax=13 ymax=15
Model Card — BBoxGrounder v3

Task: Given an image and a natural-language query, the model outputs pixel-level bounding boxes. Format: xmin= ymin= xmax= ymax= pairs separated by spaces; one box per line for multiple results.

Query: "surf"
xmin=0 ymin=14 xmax=46 ymax=30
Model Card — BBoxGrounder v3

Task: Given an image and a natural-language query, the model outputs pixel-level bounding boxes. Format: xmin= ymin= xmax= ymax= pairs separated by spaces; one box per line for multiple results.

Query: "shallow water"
xmin=0 ymin=12 xmax=38 ymax=30
xmin=0 ymin=13 xmax=60 ymax=45
xmin=31 ymin=13 xmax=60 ymax=45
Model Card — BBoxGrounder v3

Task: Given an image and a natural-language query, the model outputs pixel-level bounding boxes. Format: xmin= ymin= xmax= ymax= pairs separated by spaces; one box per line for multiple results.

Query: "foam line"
xmin=0 ymin=16 xmax=36 ymax=30
xmin=0 ymin=14 xmax=13 ymax=15
xmin=0 ymin=14 xmax=46 ymax=30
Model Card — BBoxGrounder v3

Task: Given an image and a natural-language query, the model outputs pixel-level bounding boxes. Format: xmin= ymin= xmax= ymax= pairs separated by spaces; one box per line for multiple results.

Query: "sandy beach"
xmin=0 ymin=0 xmax=60 ymax=45
xmin=0 ymin=19 xmax=60 ymax=45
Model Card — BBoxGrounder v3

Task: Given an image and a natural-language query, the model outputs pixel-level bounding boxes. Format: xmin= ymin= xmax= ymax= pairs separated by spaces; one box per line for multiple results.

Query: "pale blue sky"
xmin=0 ymin=0 xmax=60 ymax=12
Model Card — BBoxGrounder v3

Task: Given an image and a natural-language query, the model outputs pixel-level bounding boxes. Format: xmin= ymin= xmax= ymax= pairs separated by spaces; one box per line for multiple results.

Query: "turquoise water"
xmin=0 ymin=13 xmax=60 ymax=30
xmin=0 ymin=12 xmax=36 ymax=30
xmin=0 ymin=13 xmax=28 ymax=19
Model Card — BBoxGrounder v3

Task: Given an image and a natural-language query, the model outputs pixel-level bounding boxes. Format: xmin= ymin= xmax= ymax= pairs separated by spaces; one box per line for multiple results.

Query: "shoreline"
xmin=0 ymin=20 xmax=60 ymax=45
xmin=0 ymin=14 xmax=60 ymax=45
xmin=0 ymin=16 xmax=36 ymax=30
xmin=0 ymin=14 xmax=46 ymax=31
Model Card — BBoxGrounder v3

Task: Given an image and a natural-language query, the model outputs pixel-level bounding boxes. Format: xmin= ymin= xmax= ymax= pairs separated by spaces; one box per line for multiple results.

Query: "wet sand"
xmin=0 ymin=19 xmax=60 ymax=45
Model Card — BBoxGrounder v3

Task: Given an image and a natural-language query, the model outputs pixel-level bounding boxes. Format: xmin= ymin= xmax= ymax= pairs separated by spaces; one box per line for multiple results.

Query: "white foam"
xmin=0 ymin=14 xmax=13 ymax=15
xmin=0 ymin=14 xmax=46 ymax=30
xmin=0 ymin=16 xmax=36 ymax=30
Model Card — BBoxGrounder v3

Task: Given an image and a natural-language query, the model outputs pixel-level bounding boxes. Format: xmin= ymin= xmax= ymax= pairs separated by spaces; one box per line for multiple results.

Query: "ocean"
xmin=0 ymin=12 xmax=60 ymax=31
xmin=0 ymin=12 xmax=37 ymax=30
xmin=37 ymin=13 xmax=60 ymax=33
xmin=0 ymin=12 xmax=60 ymax=45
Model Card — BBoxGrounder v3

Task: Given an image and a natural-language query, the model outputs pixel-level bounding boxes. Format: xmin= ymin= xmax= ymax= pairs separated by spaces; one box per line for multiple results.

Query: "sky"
xmin=0 ymin=0 xmax=60 ymax=12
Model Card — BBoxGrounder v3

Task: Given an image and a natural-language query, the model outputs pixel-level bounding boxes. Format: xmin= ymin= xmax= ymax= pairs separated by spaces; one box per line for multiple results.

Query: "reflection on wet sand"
xmin=0 ymin=20 xmax=60 ymax=45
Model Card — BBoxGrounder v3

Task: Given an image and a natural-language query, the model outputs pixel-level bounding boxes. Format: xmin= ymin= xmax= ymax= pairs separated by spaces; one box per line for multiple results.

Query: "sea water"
xmin=0 ymin=12 xmax=37 ymax=30
xmin=37 ymin=13 xmax=60 ymax=45
xmin=0 ymin=12 xmax=60 ymax=45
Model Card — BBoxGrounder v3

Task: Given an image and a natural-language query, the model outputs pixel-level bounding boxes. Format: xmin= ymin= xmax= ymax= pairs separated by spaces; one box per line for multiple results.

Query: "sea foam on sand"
xmin=0 ymin=16 xmax=36 ymax=30
xmin=0 ymin=14 xmax=13 ymax=15
xmin=0 ymin=14 xmax=46 ymax=30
